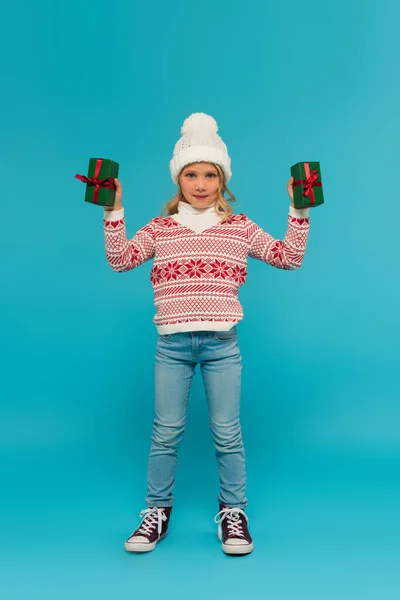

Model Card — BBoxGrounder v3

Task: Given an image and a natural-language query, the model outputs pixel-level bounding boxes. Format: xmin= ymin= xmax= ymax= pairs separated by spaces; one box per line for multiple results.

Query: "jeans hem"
xmin=218 ymin=499 xmax=248 ymax=509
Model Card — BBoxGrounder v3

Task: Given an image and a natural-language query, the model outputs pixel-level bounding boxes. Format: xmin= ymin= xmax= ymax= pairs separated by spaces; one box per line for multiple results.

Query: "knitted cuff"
xmin=103 ymin=208 xmax=124 ymax=221
xmin=289 ymin=205 xmax=310 ymax=219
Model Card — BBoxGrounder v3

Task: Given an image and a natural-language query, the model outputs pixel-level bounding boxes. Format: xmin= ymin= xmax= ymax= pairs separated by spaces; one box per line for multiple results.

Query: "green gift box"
xmin=75 ymin=158 xmax=119 ymax=206
xmin=290 ymin=162 xmax=324 ymax=209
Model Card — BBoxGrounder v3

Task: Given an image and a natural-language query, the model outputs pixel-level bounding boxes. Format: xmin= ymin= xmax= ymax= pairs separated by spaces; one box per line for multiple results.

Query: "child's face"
xmin=179 ymin=162 xmax=220 ymax=208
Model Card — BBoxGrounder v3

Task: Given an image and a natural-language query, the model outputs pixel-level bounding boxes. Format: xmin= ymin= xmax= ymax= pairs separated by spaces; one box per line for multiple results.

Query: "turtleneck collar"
xmin=177 ymin=200 xmax=216 ymax=216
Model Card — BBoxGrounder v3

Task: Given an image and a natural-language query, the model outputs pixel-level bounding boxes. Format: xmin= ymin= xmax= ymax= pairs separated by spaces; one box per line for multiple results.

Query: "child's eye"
xmin=184 ymin=172 xmax=217 ymax=179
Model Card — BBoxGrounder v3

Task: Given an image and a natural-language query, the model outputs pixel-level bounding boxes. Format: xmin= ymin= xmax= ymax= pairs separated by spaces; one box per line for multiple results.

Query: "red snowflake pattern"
xmin=231 ymin=264 xmax=247 ymax=284
xmin=121 ymin=245 xmax=140 ymax=267
xmin=209 ymin=259 xmax=231 ymax=279
xmin=270 ymin=241 xmax=284 ymax=262
xmin=152 ymin=217 xmax=179 ymax=228
xmin=224 ymin=213 xmax=247 ymax=225
xmin=130 ymin=247 xmax=140 ymax=266
xmin=184 ymin=259 xmax=208 ymax=278
xmin=164 ymin=261 xmax=182 ymax=281
xmin=150 ymin=264 xmax=164 ymax=285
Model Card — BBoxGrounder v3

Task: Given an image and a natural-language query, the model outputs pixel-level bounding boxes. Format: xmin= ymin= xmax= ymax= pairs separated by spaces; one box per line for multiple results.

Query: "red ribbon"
xmin=75 ymin=159 xmax=116 ymax=204
xmin=293 ymin=162 xmax=322 ymax=205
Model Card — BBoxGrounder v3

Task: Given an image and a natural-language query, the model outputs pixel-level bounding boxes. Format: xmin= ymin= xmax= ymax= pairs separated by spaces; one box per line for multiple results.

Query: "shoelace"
xmin=214 ymin=507 xmax=249 ymax=538
xmin=137 ymin=507 xmax=167 ymax=536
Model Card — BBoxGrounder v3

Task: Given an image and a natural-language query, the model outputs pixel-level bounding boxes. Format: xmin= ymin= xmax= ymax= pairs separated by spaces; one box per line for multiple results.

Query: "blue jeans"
xmin=146 ymin=327 xmax=248 ymax=509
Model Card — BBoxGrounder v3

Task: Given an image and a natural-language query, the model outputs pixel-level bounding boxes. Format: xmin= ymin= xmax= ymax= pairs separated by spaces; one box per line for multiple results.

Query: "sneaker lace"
xmin=137 ymin=508 xmax=167 ymax=536
xmin=214 ymin=507 xmax=248 ymax=538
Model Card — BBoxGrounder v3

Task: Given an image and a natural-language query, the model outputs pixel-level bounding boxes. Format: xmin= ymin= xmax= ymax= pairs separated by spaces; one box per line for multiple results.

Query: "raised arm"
xmin=246 ymin=206 xmax=310 ymax=270
xmin=103 ymin=179 xmax=155 ymax=272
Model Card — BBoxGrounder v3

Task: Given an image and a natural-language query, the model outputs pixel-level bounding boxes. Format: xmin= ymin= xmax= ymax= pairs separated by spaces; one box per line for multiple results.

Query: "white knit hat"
xmin=169 ymin=113 xmax=232 ymax=184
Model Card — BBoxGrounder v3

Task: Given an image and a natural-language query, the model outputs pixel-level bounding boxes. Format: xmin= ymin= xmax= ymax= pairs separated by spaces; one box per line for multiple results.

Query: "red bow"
xmin=303 ymin=169 xmax=320 ymax=198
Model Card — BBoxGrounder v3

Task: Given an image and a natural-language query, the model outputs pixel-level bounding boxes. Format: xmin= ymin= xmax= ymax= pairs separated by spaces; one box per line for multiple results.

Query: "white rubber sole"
xmin=222 ymin=541 xmax=254 ymax=555
xmin=124 ymin=532 xmax=168 ymax=553
xmin=218 ymin=527 xmax=254 ymax=555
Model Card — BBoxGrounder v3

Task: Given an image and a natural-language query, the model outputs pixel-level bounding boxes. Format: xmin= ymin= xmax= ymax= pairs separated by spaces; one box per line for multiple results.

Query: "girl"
xmin=103 ymin=113 xmax=310 ymax=555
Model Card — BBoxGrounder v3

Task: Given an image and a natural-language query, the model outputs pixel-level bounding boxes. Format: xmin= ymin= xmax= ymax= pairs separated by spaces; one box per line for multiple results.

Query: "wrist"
xmin=289 ymin=204 xmax=310 ymax=218
xmin=104 ymin=203 xmax=123 ymax=212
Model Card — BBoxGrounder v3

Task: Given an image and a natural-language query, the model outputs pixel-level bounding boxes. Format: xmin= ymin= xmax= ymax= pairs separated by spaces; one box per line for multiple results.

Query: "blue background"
xmin=1 ymin=0 xmax=399 ymax=597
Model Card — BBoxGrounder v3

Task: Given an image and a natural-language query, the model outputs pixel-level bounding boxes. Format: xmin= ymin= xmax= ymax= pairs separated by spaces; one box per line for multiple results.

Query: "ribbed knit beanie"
xmin=169 ymin=113 xmax=231 ymax=184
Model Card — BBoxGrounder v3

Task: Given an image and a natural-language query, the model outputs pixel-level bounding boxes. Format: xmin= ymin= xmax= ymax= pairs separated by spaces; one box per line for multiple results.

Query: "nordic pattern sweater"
xmin=103 ymin=203 xmax=310 ymax=334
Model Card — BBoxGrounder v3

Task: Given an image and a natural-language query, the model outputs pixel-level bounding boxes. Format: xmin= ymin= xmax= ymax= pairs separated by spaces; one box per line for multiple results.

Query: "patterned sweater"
xmin=103 ymin=206 xmax=310 ymax=334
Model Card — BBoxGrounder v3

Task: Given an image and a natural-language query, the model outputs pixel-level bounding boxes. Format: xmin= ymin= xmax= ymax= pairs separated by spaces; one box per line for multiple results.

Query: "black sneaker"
xmin=214 ymin=504 xmax=254 ymax=555
xmin=124 ymin=507 xmax=172 ymax=553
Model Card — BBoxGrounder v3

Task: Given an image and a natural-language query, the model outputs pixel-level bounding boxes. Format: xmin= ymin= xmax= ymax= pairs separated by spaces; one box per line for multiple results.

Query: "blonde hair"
xmin=161 ymin=163 xmax=236 ymax=220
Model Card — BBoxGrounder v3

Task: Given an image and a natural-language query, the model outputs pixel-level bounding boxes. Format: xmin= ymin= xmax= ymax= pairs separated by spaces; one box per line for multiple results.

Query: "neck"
xmin=171 ymin=199 xmax=223 ymax=233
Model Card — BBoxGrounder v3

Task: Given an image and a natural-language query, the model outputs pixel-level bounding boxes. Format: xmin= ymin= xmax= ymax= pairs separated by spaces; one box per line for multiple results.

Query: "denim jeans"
xmin=146 ymin=327 xmax=248 ymax=509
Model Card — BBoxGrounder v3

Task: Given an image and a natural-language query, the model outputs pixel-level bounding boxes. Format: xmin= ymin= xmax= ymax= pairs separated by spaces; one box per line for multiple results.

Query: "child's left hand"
xmin=287 ymin=177 xmax=294 ymax=207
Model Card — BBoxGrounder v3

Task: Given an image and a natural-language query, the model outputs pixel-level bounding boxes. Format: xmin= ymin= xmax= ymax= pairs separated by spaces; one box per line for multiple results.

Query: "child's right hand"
xmin=104 ymin=178 xmax=123 ymax=211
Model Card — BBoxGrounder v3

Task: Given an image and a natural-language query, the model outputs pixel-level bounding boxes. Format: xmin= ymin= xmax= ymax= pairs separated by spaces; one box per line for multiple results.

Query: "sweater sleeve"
xmin=103 ymin=208 xmax=156 ymax=272
xmin=246 ymin=206 xmax=310 ymax=270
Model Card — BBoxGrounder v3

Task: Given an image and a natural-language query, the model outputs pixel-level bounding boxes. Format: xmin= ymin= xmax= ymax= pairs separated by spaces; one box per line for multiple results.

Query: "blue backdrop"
xmin=1 ymin=0 xmax=399 ymax=598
